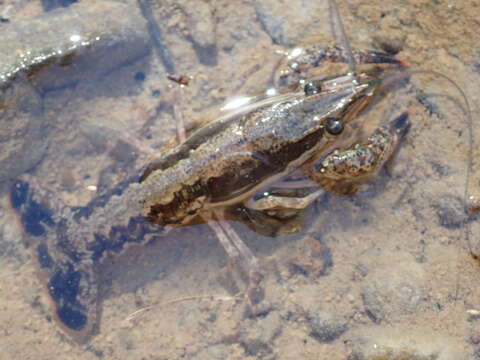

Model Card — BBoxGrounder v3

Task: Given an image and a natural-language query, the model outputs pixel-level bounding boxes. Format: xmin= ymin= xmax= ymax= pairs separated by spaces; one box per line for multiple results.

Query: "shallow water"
xmin=1 ymin=0 xmax=480 ymax=359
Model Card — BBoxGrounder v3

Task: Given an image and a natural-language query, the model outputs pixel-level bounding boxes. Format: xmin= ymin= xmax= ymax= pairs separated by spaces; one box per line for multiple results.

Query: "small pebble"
xmin=308 ymin=311 xmax=347 ymax=343
xmin=432 ymin=195 xmax=466 ymax=229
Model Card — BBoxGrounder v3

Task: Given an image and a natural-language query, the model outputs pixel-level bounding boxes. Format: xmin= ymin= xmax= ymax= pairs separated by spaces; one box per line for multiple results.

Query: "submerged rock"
xmin=239 ymin=312 xmax=282 ymax=357
xmin=360 ymin=256 xmax=426 ymax=323
xmin=0 ymin=1 xmax=149 ymax=183
xmin=432 ymin=195 xmax=466 ymax=230
xmin=308 ymin=310 xmax=348 ymax=343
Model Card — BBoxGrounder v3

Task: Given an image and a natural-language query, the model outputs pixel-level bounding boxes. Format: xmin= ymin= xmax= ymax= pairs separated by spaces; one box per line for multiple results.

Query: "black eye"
xmin=303 ymin=81 xmax=322 ymax=96
xmin=325 ymin=117 xmax=344 ymax=135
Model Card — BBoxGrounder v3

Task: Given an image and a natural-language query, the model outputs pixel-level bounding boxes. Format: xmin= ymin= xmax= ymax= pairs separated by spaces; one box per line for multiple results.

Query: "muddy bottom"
xmin=1 ymin=0 xmax=480 ymax=359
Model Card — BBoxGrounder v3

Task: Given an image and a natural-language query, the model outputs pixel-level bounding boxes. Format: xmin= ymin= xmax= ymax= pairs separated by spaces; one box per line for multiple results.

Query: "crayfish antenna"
xmin=328 ymin=0 xmax=357 ymax=75
xmin=380 ymin=69 xmax=473 ymax=219
xmin=378 ymin=68 xmax=474 ymax=303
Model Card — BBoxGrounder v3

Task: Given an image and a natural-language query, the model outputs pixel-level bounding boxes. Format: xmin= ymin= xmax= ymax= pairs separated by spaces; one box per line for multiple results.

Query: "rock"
xmin=289 ymin=235 xmax=333 ymax=278
xmin=0 ymin=2 xmax=149 ymax=90
xmin=0 ymin=1 xmax=149 ymax=183
xmin=432 ymin=195 xmax=466 ymax=229
xmin=348 ymin=326 xmax=467 ymax=360
xmin=372 ymin=34 xmax=405 ymax=55
xmin=239 ymin=312 xmax=282 ymax=356
xmin=308 ymin=310 xmax=348 ymax=343
xmin=361 ymin=258 xmax=426 ymax=323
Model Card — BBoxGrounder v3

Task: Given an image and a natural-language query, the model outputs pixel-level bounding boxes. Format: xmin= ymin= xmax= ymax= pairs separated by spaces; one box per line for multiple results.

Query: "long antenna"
xmin=328 ymin=0 xmax=356 ymax=75
xmin=377 ymin=68 xmax=474 ymax=302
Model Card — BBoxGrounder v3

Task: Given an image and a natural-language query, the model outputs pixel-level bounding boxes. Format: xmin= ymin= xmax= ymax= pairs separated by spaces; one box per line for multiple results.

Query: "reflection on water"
xmin=1 ymin=0 xmax=480 ymax=358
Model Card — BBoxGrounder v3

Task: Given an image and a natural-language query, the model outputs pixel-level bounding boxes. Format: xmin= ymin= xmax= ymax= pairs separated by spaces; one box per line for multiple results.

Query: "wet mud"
xmin=1 ymin=0 xmax=480 ymax=359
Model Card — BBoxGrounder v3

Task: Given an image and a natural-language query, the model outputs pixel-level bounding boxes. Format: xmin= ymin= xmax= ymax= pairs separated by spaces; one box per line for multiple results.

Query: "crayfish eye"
xmin=303 ymin=80 xmax=322 ymax=96
xmin=325 ymin=117 xmax=344 ymax=135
